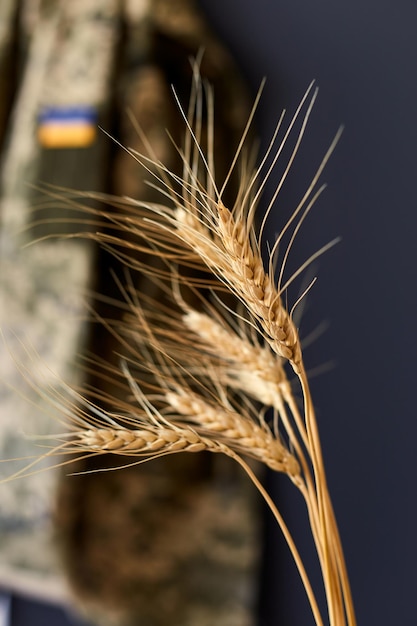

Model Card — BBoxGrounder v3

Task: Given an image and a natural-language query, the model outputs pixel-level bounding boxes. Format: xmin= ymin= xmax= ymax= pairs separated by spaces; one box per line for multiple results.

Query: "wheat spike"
xmin=165 ymin=388 xmax=300 ymax=477
xmin=215 ymin=201 xmax=302 ymax=365
xmin=74 ymin=426 xmax=222 ymax=455
xmin=182 ymin=308 xmax=288 ymax=401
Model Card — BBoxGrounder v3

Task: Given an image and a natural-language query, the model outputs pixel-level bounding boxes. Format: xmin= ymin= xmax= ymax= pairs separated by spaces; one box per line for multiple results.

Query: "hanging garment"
xmin=0 ymin=1 xmax=260 ymax=625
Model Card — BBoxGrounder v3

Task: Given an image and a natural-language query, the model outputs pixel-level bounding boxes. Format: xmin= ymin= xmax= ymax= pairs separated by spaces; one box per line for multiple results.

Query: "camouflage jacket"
xmin=0 ymin=1 xmax=260 ymax=625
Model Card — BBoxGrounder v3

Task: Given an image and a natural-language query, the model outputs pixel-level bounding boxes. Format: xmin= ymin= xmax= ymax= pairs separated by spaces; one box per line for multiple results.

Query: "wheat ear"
xmin=165 ymin=388 xmax=300 ymax=476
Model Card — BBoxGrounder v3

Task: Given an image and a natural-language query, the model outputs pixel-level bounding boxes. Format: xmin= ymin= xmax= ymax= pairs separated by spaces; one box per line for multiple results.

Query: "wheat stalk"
xmin=4 ymin=65 xmax=357 ymax=626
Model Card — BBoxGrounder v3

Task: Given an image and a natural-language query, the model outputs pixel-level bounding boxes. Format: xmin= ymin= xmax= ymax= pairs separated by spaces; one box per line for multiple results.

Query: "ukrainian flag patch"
xmin=38 ymin=106 xmax=97 ymax=148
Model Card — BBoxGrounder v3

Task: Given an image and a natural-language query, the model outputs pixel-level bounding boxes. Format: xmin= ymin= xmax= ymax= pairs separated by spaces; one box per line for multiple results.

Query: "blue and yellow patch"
xmin=38 ymin=106 xmax=97 ymax=148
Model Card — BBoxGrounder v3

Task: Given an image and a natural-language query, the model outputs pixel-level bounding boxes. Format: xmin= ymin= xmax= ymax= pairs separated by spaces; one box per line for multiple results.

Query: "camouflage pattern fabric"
xmin=0 ymin=1 xmax=260 ymax=624
xmin=0 ymin=0 xmax=120 ymax=583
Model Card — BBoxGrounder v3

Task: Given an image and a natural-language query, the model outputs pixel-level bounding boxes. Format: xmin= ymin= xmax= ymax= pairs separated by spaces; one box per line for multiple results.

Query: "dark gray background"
xmin=200 ymin=1 xmax=417 ymax=625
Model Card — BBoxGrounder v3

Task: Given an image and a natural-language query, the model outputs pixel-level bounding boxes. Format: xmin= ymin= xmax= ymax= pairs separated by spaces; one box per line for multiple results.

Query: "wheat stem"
xmin=297 ymin=365 xmax=356 ymax=626
xmin=231 ymin=452 xmax=325 ymax=626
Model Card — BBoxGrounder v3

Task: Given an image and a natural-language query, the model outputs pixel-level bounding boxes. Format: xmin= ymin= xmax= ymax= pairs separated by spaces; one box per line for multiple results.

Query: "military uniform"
xmin=0 ymin=1 xmax=260 ymax=624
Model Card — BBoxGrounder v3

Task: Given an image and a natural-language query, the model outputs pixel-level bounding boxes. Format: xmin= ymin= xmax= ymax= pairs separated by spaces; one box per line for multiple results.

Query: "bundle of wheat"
xmin=4 ymin=63 xmax=356 ymax=626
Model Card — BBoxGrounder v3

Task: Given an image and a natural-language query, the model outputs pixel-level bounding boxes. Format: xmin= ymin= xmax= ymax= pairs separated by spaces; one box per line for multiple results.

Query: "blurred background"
xmin=0 ymin=0 xmax=417 ymax=626
xmin=201 ymin=1 xmax=417 ymax=625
